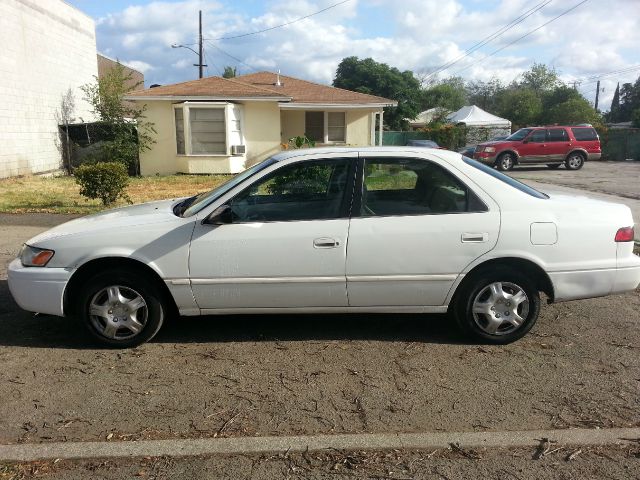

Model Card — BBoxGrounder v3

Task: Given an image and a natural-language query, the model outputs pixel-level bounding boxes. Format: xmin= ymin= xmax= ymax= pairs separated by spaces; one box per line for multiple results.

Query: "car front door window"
xmin=230 ymin=159 xmax=351 ymax=222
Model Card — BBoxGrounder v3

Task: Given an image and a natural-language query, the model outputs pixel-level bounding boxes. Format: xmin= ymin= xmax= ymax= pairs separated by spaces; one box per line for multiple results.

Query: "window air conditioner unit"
xmin=231 ymin=145 xmax=246 ymax=156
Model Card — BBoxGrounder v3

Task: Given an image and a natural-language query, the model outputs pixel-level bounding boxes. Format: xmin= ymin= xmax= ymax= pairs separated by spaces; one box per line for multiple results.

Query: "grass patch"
xmin=0 ymin=174 xmax=230 ymax=214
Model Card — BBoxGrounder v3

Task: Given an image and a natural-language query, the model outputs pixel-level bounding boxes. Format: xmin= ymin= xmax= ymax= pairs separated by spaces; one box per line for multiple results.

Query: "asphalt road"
xmin=0 ymin=161 xmax=638 ymax=478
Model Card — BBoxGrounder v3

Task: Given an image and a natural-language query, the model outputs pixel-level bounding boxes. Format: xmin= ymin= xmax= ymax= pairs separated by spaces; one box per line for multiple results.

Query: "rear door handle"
xmin=461 ymin=232 xmax=488 ymax=243
xmin=313 ymin=237 xmax=339 ymax=248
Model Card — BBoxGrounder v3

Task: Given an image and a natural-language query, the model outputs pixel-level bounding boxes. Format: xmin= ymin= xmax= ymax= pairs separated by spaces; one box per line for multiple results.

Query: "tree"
xmin=81 ymin=62 xmax=155 ymax=174
xmin=495 ymin=88 xmax=542 ymax=128
xmin=222 ymin=66 xmax=237 ymax=78
xmin=609 ymin=83 xmax=620 ymax=122
xmin=632 ymin=108 xmax=640 ymax=128
xmin=333 ymin=56 xmax=422 ymax=130
xmin=518 ymin=63 xmax=561 ymax=93
xmin=545 ymin=98 xmax=602 ymax=125
xmin=466 ymin=78 xmax=505 ymax=112
xmin=421 ymin=77 xmax=467 ymax=111
xmin=618 ymin=76 xmax=640 ymax=122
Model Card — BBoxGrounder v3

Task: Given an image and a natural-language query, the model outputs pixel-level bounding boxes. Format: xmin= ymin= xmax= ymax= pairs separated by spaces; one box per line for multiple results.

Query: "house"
xmin=0 ymin=0 xmax=98 ymax=178
xmin=125 ymin=72 xmax=396 ymax=175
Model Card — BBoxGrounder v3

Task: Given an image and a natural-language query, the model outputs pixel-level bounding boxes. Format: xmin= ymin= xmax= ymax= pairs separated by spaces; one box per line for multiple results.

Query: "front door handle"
xmin=461 ymin=232 xmax=488 ymax=243
xmin=313 ymin=237 xmax=339 ymax=248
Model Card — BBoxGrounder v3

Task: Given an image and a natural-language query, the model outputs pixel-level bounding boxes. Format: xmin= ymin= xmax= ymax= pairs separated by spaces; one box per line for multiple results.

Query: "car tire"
xmin=546 ymin=163 xmax=561 ymax=169
xmin=77 ymin=269 xmax=166 ymax=348
xmin=496 ymin=153 xmax=515 ymax=171
xmin=452 ymin=267 xmax=540 ymax=344
xmin=564 ymin=152 xmax=585 ymax=170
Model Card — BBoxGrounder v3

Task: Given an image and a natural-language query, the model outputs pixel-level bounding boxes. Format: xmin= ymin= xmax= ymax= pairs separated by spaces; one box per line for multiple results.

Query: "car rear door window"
xmin=229 ymin=158 xmax=352 ymax=222
xmin=360 ymin=157 xmax=486 ymax=216
xmin=547 ymin=128 xmax=567 ymax=142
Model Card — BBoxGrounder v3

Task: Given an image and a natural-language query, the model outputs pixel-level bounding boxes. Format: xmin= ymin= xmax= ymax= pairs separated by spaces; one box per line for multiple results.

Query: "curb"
xmin=1 ymin=428 xmax=639 ymax=462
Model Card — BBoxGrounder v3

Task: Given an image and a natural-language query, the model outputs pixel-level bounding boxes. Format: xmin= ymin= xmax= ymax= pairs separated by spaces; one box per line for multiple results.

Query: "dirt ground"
xmin=2 ymin=445 xmax=639 ymax=479
xmin=0 ymin=162 xmax=638 ymax=478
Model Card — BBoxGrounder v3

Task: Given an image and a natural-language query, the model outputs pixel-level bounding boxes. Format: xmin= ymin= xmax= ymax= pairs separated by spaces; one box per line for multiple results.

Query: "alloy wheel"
xmin=88 ymin=285 xmax=148 ymax=340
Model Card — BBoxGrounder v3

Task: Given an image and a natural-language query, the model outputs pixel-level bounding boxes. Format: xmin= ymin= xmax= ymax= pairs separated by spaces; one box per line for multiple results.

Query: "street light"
xmin=171 ymin=44 xmax=207 ymax=79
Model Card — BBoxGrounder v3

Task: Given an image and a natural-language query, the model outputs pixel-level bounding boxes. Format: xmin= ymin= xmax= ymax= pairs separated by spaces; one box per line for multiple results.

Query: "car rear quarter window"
xmin=547 ymin=128 xmax=567 ymax=142
xmin=571 ymin=127 xmax=598 ymax=141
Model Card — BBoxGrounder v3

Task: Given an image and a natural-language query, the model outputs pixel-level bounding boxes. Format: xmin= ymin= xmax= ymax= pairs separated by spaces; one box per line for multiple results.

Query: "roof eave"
xmin=124 ymin=95 xmax=292 ymax=102
xmin=279 ymin=102 xmax=396 ymax=110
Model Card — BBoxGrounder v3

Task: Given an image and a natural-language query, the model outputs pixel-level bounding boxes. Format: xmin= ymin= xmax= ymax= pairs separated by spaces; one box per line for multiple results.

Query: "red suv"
xmin=473 ymin=126 xmax=601 ymax=171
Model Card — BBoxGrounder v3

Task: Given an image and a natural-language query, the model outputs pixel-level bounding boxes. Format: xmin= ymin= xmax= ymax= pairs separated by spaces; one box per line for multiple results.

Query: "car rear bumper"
xmin=7 ymin=259 xmax=72 ymax=317
xmin=549 ymin=263 xmax=640 ymax=302
xmin=587 ymin=153 xmax=602 ymax=161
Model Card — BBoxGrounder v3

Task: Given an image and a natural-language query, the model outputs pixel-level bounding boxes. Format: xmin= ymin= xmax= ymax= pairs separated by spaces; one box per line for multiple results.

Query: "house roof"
xmin=235 ymin=72 xmax=395 ymax=106
xmin=125 ymin=71 xmax=396 ymax=107
xmin=126 ymin=75 xmax=291 ymax=100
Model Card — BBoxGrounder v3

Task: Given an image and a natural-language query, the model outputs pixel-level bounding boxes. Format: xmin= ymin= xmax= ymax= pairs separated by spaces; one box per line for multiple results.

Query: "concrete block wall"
xmin=0 ymin=0 xmax=98 ymax=178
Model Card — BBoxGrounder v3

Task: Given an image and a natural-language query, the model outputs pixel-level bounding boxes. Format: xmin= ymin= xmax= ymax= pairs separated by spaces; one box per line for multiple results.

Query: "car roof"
xmin=270 ymin=146 xmax=463 ymax=163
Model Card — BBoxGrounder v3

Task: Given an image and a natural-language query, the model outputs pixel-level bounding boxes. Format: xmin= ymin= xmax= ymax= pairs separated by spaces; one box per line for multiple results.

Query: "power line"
xmin=574 ymin=65 xmax=640 ymax=85
xmin=205 ymin=40 xmax=256 ymax=73
xmin=205 ymin=0 xmax=352 ymax=41
xmin=452 ymin=0 xmax=590 ymax=76
xmin=425 ymin=0 xmax=552 ymax=79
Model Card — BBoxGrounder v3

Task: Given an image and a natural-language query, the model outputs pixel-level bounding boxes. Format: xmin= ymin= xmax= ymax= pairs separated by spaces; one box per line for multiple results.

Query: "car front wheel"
xmin=496 ymin=153 xmax=515 ymax=171
xmin=77 ymin=270 xmax=166 ymax=347
xmin=565 ymin=152 xmax=585 ymax=170
xmin=452 ymin=268 xmax=540 ymax=344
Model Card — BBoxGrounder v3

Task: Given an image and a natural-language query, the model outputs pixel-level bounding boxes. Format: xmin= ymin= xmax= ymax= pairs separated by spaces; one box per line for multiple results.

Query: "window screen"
xmin=174 ymin=108 xmax=185 ymax=154
xmin=328 ymin=112 xmax=346 ymax=142
xmin=190 ymin=108 xmax=226 ymax=154
xmin=305 ymin=112 xmax=324 ymax=142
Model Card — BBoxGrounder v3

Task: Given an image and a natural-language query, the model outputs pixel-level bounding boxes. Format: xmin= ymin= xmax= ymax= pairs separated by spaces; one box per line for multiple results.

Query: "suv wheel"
xmin=565 ymin=152 xmax=585 ymax=170
xmin=496 ymin=153 xmax=515 ymax=171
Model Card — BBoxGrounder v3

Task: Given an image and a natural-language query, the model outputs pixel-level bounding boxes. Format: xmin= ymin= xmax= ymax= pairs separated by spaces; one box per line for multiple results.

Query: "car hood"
xmin=27 ymin=199 xmax=184 ymax=246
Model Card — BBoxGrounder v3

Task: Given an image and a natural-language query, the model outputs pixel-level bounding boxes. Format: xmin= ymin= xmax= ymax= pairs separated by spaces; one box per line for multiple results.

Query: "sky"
xmin=67 ymin=0 xmax=640 ymax=112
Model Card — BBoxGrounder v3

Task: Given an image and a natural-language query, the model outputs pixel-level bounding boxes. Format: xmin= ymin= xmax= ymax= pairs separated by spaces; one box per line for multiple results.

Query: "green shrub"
xmin=74 ymin=162 xmax=131 ymax=206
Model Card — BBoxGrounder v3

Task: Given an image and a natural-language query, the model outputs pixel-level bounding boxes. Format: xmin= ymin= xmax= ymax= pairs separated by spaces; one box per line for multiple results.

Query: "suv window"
xmin=361 ymin=157 xmax=487 ymax=216
xmin=547 ymin=128 xmax=567 ymax=142
xmin=529 ymin=130 xmax=546 ymax=143
xmin=571 ymin=127 xmax=598 ymax=141
xmin=229 ymin=158 xmax=351 ymax=222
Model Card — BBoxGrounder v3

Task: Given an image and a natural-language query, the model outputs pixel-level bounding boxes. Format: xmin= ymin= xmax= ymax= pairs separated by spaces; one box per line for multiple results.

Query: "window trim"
xmin=173 ymin=102 xmax=230 ymax=157
xmin=352 ymin=156 xmax=489 ymax=219
xmin=305 ymin=111 xmax=347 ymax=145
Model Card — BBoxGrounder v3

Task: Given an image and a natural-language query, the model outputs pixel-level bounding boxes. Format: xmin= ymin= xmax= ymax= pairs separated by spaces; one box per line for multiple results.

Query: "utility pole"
xmin=198 ymin=10 xmax=203 ymax=79
xmin=594 ymin=80 xmax=601 ymax=111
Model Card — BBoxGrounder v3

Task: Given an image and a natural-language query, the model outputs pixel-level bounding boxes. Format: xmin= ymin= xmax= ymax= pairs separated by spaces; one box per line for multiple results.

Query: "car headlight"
xmin=484 ymin=147 xmax=496 ymax=153
xmin=20 ymin=244 xmax=55 ymax=267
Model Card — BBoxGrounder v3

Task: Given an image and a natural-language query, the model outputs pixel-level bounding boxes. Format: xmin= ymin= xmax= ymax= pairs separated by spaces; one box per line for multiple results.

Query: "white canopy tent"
xmin=446 ymin=105 xmax=511 ymax=128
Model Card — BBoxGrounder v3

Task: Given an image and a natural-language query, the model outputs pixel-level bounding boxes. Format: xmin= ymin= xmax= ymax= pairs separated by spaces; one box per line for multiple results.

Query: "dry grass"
xmin=0 ymin=174 xmax=230 ymax=214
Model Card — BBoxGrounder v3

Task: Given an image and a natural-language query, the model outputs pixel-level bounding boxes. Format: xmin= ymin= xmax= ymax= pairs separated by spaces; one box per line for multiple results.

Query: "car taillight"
xmin=614 ymin=226 xmax=634 ymax=242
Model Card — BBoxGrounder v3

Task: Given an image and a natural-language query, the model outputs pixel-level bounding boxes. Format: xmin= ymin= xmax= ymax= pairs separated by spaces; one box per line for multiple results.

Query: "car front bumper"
xmin=473 ymin=152 xmax=497 ymax=164
xmin=7 ymin=258 xmax=73 ymax=317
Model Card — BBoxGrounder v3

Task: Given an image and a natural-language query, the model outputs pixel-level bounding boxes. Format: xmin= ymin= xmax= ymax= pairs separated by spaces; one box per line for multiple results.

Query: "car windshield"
xmin=462 ymin=157 xmax=548 ymax=199
xmin=505 ymin=128 xmax=533 ymax=141
xmin=179 ymin=157 xmax=278 ymax=217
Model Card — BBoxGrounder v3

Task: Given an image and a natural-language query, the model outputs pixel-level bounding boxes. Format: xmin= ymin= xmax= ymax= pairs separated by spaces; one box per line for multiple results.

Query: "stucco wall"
xmin=0 ymin=0 xmax=97 ymax=178
xmin=243 ymin=102 xmax=282 ymax=166
xmin=281 ymin=110 xmax=305 ymax=143
xmin=347 ymin=110 xmax=375 ymax=146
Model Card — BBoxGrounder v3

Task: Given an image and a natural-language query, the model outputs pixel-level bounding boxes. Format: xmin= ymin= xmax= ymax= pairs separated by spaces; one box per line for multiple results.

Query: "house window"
xmin=304 ymin=111 xmax=346 ymax=144
xmin=190 ymin=108 xmax=226 ymax=154
xmin=174 ymin=103 xmax=234 ymax=155
xmin=305 ymin=112 xmax=324 ymax=142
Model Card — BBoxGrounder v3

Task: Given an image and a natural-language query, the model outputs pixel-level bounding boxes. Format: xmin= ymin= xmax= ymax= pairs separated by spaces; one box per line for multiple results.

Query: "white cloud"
xmin=93 ymin=0 xmax=640 ymax=111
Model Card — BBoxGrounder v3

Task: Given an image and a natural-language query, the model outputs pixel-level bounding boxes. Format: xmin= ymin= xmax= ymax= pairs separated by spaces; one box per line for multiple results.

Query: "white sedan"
xmin=8 ymin=147 xmax=640 ymax=347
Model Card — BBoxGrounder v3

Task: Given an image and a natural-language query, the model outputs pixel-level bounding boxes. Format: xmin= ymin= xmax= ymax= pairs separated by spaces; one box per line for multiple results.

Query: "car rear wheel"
xmin=496 ymin=153 xmax=515 ymax=171
xmin=546 ymin=163 xmax=561 ymax=169
xmin=452 ymin=268 xmax=540 ymax=344
xmin=77 ymin=270 xmax=166 ymax=348
xmin=565 ymin=152 xmax=585 ymax=170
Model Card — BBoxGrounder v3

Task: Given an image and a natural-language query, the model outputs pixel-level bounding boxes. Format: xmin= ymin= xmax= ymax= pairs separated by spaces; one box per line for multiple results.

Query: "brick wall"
xmin=0 ymin=0 xmax=98 ymax=178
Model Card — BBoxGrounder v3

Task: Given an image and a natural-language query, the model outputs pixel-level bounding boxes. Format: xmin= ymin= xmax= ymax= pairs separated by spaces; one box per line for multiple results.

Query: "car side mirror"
xmin=203 ymin=205 xmax=233 ymax=225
